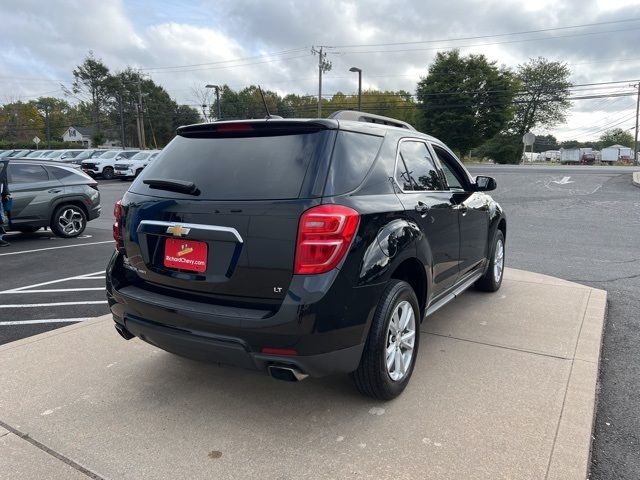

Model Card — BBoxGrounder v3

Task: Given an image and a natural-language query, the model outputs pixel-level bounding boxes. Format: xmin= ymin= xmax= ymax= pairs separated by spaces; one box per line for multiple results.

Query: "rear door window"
xmin=8 ymin=164 xmax=49 ymax=184
xmin=134 ymin=130 xmax=335 ymax=200
xmin=396 ymin=140 xmax=443 ymax=191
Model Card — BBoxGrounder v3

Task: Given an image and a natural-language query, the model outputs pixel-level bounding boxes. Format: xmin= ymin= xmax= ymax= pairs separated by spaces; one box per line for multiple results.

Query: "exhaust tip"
xmin=268 ymin=365 xmax=308 ymax=382
xmin=114 ymin=323 xmax=135 ymax=341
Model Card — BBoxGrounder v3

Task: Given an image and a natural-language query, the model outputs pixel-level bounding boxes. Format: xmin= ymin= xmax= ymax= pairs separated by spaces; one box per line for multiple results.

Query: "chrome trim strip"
xmin=139 ymin=220 xmax=243 ymax=243
xmin=425 ymin=270 xmax=483 ymax=318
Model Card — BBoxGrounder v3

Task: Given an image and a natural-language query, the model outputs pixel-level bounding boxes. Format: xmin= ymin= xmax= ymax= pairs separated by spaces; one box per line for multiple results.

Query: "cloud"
xmin=0 ymin=0 xmax=639 ymax=140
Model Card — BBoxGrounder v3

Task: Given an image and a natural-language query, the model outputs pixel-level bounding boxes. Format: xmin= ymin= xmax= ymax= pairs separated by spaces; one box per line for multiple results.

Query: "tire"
xmin=50 ymin=204 xmax=87 ymax=238
xmin=16 ymin=226 xmax=40 ymax=234
xmin=102 ymin=166 xmax=114 ymax=180
xmin=351 ymin=280 xmax=420 ymax=400
xmin=475 ymin=230 xmax=505 ymax=292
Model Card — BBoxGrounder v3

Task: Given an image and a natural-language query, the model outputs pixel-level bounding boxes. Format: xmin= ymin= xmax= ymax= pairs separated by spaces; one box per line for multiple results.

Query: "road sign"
xmin=522 ymin=132 xmax=535 ymax=145
xmin=32 ymin=136 xmax=41 ymax=145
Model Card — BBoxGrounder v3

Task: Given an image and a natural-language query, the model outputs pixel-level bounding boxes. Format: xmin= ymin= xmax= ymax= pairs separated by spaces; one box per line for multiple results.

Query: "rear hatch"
xmin=121 ymin=120 xmax=337 ymax=307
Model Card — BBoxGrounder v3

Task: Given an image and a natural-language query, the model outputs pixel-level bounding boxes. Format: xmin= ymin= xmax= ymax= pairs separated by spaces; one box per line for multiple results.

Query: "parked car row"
xmin=0 ymin=148 xmax=162 ymax=180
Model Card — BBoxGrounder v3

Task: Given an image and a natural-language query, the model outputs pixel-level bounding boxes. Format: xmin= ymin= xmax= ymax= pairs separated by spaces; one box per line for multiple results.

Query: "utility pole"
xmin=43 ymin=104 xmax=50 ymax=149
xmin=205 ymin=85 xmax=221 ymax=120
xmin=137 ymin=76 xmax=146 ymax=149
xmin=312 ymin=47 xmax=332 ymax=117
xmin=633 ymin=82 xmax=640 ymax=165
xmin=117 ymin=93 xmax=126 ymax=149
xmin=215 ymin=86 xmax=221 ymax=120
xmin=135 ymin=102 xmax=142 ymax=149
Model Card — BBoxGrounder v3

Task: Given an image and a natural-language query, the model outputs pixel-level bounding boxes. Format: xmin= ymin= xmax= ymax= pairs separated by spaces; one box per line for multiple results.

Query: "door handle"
xmin=48 ymin=189 xmax=62 ymax=194
xmin=415 ymin=202 xmax=429 ymax=214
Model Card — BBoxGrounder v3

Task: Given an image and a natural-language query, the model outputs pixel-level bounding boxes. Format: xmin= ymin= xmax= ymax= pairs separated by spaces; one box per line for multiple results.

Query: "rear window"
xmin=324 ymin=131 xmax=383 ymax=195
xmin=48 ymin=166 xmax=85 ymax=182
xmin=133 ymin=130 xmax=335 ymax=200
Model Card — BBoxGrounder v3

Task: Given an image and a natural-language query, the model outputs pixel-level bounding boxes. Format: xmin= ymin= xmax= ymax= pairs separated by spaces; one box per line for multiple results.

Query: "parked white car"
xmin=42 ymin=149 xmax=86 ymax=163
xmin=81 ymin=150 xmax=140 ymax=179
xmin=114 ymin=150 xmax=161 ymax=179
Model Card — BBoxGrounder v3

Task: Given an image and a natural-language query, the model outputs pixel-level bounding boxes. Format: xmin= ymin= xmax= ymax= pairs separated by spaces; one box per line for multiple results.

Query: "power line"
xmin=329 ymin=26 xmax=640 ymax=56
xmin=139 ymin=47 xmax=309 ymax=71
xmin=322 ymin=18 xmax=640 ymax=49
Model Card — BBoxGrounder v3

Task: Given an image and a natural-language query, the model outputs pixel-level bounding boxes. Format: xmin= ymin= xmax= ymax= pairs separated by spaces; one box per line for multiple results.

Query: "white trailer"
xmin=601 ymin=144 xmax=633 ymax=163
xmin=543 ymin=150 xmax=560 ymax=161
xmin=560 ymin=148 xmax=580 ymax=164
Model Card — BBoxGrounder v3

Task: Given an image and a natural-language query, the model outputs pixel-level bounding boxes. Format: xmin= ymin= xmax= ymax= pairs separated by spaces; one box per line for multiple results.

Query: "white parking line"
xmin=0 ymin=288 xmax=105 ymax=294
xmin=0 ymin=318 xmax=93 ymax=326
xmin=1 ymin=271 xmax=105 ymax=294
xmin=0 ymin=301 xmax=107 ymax=308
xmin=0 ymin=240 xmax=113 ymax=257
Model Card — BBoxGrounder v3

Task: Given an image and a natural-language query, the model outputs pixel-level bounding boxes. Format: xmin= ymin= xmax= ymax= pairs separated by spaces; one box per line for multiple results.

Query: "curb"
xmin=546 ymin=288 xmax=607 ymax=479
xmin=633 ymin=171 xmax=640 ymax=188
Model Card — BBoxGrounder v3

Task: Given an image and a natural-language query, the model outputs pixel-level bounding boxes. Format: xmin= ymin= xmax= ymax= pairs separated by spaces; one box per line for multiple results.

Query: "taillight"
xmin=113 ymin=199 xmax=124 ymax=252
xmin=294 ymin=204 xmax=360 ymax=275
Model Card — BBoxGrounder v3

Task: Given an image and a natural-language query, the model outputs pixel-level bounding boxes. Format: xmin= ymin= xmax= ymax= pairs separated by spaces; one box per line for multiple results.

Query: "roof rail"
xmin=327 ymin=110 xmax=416 ymax=131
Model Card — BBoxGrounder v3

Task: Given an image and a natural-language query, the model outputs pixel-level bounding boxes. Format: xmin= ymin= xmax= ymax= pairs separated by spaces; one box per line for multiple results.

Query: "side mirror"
xmin=475 ymin=175 xmax=496 ymax=192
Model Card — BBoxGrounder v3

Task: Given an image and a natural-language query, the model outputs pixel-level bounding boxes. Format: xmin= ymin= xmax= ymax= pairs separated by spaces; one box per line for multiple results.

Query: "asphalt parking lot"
xmin=0 ymin=179 xmax=127 ymax=344
xmin=0 ymin=165 xmax=638 ymax=479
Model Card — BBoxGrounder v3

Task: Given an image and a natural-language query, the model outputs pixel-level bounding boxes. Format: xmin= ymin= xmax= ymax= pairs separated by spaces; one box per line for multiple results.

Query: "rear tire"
xmin=475 ymin=230 xmax=505 ymax=292
xmin=102 ymin=166 xmax=114 ymax=180
xmin=351 ymin=280 xmax=420 ymax=400
xmin=50 ymin=204 xmax=87 ymax=238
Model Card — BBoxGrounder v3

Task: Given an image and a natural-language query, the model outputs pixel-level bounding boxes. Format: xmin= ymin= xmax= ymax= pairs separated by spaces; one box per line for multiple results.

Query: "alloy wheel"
xmin=494 ymin=238 xmax=504 ymax=283
xmin=58 ymin=208 xmax=84 ymax=236
xmin=385 ymin=300 xmax=416 ymax=382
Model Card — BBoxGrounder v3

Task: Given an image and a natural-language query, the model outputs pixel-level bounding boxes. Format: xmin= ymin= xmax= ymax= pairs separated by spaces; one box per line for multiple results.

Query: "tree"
xmin=69 ymin=51 xmax=112 ymax=135
xmin=532 ymin=134 xmax=559 ymax=152
xmin=0 ymin=101 xmax=45 ymax=143
xmin=597 ymin=128 xmax=634 ymax=149
xmin=416 ymin=50 xmax=516 ymax=157
xmin=475 ymin=133 xmax=521 ymax=164
xmin=510 ymin=57 xmax=572 ymax=136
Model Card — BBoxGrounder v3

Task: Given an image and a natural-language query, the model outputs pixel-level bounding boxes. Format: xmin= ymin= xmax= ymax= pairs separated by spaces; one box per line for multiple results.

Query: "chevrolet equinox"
xmin=106 ymin=111 xmax=506 ymax=400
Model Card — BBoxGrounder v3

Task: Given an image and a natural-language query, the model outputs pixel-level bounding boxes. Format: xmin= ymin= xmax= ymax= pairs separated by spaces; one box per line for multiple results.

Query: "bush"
xmin=476 ymin=134 xmax=522 ymax=164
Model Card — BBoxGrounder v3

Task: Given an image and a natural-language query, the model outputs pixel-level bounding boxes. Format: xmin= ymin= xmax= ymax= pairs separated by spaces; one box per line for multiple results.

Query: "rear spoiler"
xmin=177 ymin=120 xmax=337 ymax=138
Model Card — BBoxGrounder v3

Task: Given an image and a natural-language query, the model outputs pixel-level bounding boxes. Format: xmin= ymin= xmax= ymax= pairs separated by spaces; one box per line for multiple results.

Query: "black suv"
xmin=106 ymin=112 xmax=506 ymax=399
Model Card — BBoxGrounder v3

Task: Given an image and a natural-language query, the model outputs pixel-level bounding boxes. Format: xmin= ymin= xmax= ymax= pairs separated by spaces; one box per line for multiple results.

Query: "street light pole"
xmin=205 ymin=84 xmax=221 ymax=120
xmin=633 ymin=82 xmax=640 ymax=165
xmin=349 ymin=67 xmax=362 ymax=111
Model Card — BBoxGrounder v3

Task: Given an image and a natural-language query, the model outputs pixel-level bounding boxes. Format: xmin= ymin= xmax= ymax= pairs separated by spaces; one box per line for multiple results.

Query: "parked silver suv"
xmin=2 ymin=159 xmax=101 ymax=237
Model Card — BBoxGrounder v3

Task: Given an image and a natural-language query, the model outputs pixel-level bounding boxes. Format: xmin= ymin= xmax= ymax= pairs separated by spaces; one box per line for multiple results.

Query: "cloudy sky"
xmin=1 ymin=0 xmax=639 ymax=141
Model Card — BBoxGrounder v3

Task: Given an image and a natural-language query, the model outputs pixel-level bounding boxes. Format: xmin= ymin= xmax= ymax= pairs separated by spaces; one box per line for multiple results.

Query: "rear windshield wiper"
xmin=143 ymin=178 xmax=200 ymax=196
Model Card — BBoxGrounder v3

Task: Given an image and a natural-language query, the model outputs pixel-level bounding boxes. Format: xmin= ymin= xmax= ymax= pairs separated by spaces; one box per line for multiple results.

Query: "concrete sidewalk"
xmin=0 ymin=268 xmax=606 ymax=480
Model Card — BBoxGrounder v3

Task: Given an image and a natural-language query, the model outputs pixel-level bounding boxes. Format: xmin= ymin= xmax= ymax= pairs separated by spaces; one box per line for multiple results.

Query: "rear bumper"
xmin=87 ymin=204 xmax=101 ymax=221
xmin=115 ymin=316 xmax=364 ymax=377
xmin=107 ymin=252 xmax=383 ymax=377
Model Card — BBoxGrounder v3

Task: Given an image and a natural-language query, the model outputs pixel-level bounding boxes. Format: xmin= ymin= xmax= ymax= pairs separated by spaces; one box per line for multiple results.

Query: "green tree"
xmin=510 ymin=57 xmax=572 ymax=136
xmin=69 ymin=51 xmax=112 ymax=135
xmin=532 ymin=134 xmax=559 ymax=152
xmin=475 ymin=133 xmax=521 ymax=164
xmin=0 ymin=101 xmax=45 ymax=143
xmin=597 ymin=128 xmax=634 ymax=149
xmin=416 ymin=50 xmax=516 ymax=157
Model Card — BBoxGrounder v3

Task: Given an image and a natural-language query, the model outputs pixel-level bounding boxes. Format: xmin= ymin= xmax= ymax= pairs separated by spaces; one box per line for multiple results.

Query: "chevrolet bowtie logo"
xmin=166 ymin=225 xmax=191 ymax=237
